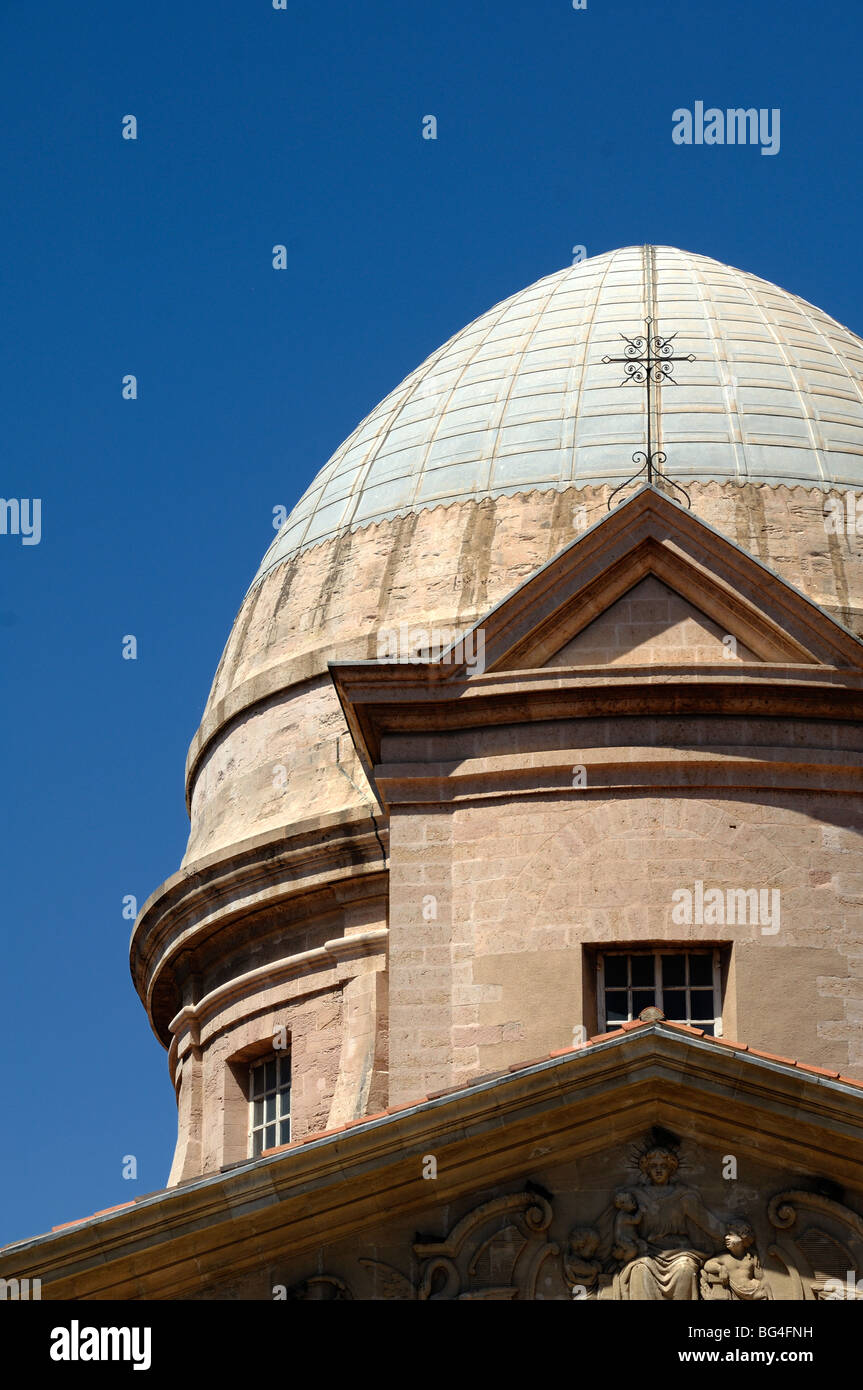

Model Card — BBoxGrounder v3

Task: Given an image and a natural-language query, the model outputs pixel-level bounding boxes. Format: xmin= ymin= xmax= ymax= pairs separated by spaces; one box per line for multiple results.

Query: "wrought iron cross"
xmin=602 ymin=317 xmax=695 ymax=507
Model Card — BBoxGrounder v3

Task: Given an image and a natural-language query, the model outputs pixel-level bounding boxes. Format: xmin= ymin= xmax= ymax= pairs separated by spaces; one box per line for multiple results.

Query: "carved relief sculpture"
xmin=286 ymin=1139 xmax=863 ymax=1301
xmin=699 ymin=1221 xmax=772 ymax=1300
xmin=606 ymin=1145 xmax=727 ymax=1300
xmin=562 ymin=1227 xmax=608 ymax=1300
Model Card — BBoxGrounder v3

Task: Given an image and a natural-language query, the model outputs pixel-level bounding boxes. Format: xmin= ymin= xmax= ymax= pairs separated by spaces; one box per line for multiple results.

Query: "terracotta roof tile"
xmin=746 ymin=1047 xmax=799 ymax=1066
xmin=94 ymin=1202 xmax=134 ymax=1219
xmin=385 ymin=1097 xmax=429 ymax=1114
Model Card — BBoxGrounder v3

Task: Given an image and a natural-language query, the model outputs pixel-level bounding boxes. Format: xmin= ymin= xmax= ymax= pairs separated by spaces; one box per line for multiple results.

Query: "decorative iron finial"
xmin=602 ymin=317 xmax=695 ymax=508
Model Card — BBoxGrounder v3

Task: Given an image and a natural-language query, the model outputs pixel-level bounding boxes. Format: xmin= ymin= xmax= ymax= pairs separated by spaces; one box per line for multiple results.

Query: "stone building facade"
xmin=3 ymin=245 xmax=863 ymax=1301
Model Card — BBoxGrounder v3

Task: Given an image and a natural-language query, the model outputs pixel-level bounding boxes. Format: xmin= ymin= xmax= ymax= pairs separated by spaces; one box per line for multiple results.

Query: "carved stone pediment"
xmin=284 ymin=1134 xmax=863 ymax=1301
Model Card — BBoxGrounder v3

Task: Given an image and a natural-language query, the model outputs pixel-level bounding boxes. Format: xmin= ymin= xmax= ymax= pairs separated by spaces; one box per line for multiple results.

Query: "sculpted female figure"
xmin=611 ymin=1147 xmax=726 ymax=1301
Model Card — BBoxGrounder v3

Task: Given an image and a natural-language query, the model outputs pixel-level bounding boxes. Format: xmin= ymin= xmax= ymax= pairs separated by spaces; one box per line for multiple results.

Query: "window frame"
xmin=597 ymin=947 xmax=723 ymax=1037
xmin=248 ymin=1051 xmax=292 ymax=1157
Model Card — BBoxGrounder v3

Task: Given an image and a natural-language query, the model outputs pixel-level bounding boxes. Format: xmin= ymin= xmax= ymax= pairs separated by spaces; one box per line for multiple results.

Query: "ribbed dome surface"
xmin=254 ymin=245 xmax=863 ymax=587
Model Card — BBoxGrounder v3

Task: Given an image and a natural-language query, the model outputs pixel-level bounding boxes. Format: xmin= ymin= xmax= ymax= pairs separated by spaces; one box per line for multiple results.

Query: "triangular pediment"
xmin=465 ymin=487 xmax=863 ymax=674
xmin=328 ymin=487 xmax=863 ymax=788
xmin=544 ymin=574 xmax=761 ymax=668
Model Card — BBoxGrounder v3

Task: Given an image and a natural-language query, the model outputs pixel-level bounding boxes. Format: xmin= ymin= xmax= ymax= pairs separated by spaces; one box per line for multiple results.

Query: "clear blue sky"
xmin=1 ymin=0 xmax=861 ymax=1247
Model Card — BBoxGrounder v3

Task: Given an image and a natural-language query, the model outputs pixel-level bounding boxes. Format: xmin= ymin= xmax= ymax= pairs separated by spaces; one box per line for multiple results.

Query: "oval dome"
xmin=255 ymin=244 xmax=863 ymax=586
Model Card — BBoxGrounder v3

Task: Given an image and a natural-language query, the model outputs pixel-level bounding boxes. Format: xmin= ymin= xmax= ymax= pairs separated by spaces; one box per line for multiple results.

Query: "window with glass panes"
xmin=249 ymin=1053 xmax=291 ymax=1156
xmin=598 ymin=950 xmax=722 ymax=1036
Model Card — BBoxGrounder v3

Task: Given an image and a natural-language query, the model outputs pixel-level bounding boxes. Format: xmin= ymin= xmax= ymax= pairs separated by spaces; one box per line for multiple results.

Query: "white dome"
xmin=255 ymin=245 xmax=863 ymax=585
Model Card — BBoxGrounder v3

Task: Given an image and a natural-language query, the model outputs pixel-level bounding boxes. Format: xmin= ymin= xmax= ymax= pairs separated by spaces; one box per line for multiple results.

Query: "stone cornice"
xmin=332 ymin=663 xmax=863 ymax=808
xmin=167 ymin=926 xmax=389 ymax=1073
xmin=182 ymin=622 xmax=489 ymax=812
xmin=3 ymin=1026 xmax=863 ymax=1300
xmin=375 ymin=737 xmax=863 ymax=806
xmin=131 ymin=810 xmax=389 ymax=1046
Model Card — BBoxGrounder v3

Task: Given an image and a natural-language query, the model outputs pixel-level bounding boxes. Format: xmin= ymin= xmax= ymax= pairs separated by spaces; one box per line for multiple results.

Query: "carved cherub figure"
xmin=563 ymin=1226 xmax=605 ymax=1299
xmin=699 ymin=1219 xmax=771 ymax=1301
xmin=611 ymin=1189 xmax=647 ymax=1263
